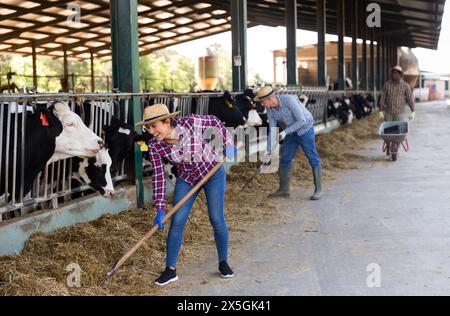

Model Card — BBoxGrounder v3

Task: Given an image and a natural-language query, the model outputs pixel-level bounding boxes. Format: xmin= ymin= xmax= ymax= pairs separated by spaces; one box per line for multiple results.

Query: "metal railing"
xmin=0 ymin=88 xmax=377 ymax=223
xmin=0 ymin=93 xmax=135 ymax=222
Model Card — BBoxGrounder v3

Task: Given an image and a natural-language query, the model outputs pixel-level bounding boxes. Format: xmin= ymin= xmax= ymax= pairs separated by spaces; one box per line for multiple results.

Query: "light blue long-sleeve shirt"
xmin=267 ymin=94 xmax=314 ymax=151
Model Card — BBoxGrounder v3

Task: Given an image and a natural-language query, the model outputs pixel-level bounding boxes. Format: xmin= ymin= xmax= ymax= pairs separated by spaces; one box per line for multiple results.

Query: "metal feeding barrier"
xmin=0 ymin=88 xmax=375 ymax=224
xmin=0 ymin=93 xmax=130 ymax=222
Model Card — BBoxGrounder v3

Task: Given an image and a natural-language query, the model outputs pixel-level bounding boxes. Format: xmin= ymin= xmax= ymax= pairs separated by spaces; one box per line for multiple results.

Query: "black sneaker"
xmin=154 ymin=267 xmax=178 ymax=286
xmin=219 ymin=261 xmax=234 ymax=278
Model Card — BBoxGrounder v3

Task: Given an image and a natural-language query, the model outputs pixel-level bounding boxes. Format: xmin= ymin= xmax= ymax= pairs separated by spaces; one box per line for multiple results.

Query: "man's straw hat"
xmin=254 ymin=86 xmax=277 ymax=102
xmin=391 ymin=65 xmax=403 ymax=75
xmin=135 ymin=103 xmax=180 ymax=126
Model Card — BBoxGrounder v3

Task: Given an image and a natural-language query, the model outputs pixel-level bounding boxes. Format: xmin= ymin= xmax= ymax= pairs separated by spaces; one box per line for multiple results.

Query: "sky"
xmin=171 ymin=1 xmax=450 ymax=81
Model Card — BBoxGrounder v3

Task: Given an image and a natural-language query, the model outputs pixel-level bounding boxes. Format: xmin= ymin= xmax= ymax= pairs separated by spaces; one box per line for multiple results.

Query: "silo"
xmin=399 ymin=48 xmax=420 ymax=87
xmin=198 ymin=48 xmax=218 ymax=91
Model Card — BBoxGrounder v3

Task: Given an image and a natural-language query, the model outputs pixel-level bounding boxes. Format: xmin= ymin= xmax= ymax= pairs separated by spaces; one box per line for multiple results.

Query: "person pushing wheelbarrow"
xmin=136 ymin=104 xmax=237 ymax=286
xmin=379 ymin=65 xmax=416 ymax=159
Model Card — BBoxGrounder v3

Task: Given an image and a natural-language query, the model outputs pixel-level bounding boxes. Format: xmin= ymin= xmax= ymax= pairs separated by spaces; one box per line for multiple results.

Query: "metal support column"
xmin=361 ymin=2 xmax=368 ymax=91
xmin=370 ymin=30 xmax=375 ymax=92
xmin=393 ymin=42 xmax=398 ymax=65
xmin=286 ymin=0 xmax=298 ymax=86
xmin=110 ymin=0 xmax=143 ymax=208
xmin=381 ymin=35 xmax=386 ymax=85
xmin=384 ymin=35 xmax=388 ymax=82
xmin=351 ymin=0 xmax=359 ymax=90
xmin=317 ymin=0 xmax=327 ymax=87
xmin=231 ymin=0 xmax=248 ymax=91
xmin=90 ymin=50 xmax=95 ymax=93
xmin=337 ymin=0 xmax=345 ymax=90
xmin=62 ymin=46 xmax=69 ymax=92
xmin=377 ymin=34 xmax=382 ymax=91
xmin=32 ymin=41 xmax=37 ymax=90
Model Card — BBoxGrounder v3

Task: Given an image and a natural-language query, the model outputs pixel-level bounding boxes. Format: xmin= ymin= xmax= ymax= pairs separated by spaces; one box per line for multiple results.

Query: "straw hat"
xmin=135 ymin=103 xmax=180 ymax=126
xmin=391 ymin=65 xmax=403 ymax=75
xmin=254 ymin=86 xmax=277 ymax=102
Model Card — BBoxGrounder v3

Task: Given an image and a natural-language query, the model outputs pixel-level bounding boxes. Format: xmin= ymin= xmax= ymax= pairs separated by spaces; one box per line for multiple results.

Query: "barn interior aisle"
xmin=162 ymin=100 xmax=450 ymax=296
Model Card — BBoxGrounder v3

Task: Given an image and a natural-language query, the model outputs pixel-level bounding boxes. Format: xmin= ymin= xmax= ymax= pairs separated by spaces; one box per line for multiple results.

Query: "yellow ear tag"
xmin=225 ymin=100 xmax=234 ymax=109
xmin=137 ymin=141 xmax=149 ymax=152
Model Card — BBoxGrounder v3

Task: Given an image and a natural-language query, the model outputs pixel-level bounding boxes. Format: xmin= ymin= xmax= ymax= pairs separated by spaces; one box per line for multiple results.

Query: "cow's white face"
xmin=50 ymin=102 xmax=103 ymax=163
xmin=348 ymin=110 xmax=354 ymax=124
xmin=344 ymin=98 xmax=351 ymax=106
xmin=95 ymin=148 xmax=115 ymax=197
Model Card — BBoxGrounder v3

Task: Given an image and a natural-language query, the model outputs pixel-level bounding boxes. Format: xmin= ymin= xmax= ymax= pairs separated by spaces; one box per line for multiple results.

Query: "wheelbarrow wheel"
xmin=391 ymin=153 xmax=398 ymax=161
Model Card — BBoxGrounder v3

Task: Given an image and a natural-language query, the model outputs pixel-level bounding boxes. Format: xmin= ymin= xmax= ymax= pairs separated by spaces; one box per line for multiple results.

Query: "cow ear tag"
xmin=137 ymin=141 xmax=149 ymax=152
xmin=40 ymin=113 xmax=49 ymax=126
xmin=225 ymin=100 xmax=234 ymax=109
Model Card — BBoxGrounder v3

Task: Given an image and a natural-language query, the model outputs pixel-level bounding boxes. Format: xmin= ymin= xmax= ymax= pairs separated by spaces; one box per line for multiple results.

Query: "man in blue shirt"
xmin=255 ymin=86 xmax=322 ymax=200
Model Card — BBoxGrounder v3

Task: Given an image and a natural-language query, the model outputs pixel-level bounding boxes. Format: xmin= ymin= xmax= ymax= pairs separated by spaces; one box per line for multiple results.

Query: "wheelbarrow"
xmin=378 ymin=121 xmax=409 ymax=161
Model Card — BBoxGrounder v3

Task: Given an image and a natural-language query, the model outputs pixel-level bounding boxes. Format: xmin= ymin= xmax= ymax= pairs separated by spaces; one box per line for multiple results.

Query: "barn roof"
xmin=0 ymin=0 xmax=446 ymax=61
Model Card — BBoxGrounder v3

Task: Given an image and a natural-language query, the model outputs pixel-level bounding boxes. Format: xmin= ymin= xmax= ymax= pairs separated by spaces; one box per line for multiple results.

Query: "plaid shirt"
xmin=379 ymin=79 xmax=415 ymax=115
xmin=267 ymin=94 xmax=314 ymax=151
xmin=148 ymin=114 xmax=234 ymax=211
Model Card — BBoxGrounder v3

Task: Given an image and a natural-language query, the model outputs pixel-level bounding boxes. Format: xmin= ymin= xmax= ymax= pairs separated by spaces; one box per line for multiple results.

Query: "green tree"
xmin=140 ymin=49 xmax=195 ymax=92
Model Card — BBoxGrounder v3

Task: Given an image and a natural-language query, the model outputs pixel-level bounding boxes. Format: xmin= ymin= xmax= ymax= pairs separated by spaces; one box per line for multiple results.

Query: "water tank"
xmin=399 ymin=48 xmax=420 ymax=87
xmin=198 ymin=48 xmax=218 ymax=91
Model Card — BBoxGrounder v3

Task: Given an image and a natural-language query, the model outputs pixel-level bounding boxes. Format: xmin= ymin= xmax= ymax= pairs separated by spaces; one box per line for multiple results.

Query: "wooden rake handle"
xmin=103 ymin=161 xmax=225 ymax=282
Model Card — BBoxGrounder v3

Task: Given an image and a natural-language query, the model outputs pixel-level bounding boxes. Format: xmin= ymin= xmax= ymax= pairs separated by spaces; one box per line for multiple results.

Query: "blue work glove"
xmin=224 ymin=145 xmax=238 ymax=160
xmin=153 ymin=210 xmax=166 ymax=231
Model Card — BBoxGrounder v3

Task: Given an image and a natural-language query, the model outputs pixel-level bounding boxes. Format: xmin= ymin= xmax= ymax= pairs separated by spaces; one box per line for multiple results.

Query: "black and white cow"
xmin=235 ymin=89 xmax=265 ymax=127
xmin=71 ymin=148 xmax=114 ymax=198
xmin=194 ymin=91 xmax=246 ymax=128
xmin=327 ymin=97 xmax=354 ymax=125
xmin=0 ymin=101 xmax=103 ymax=201
xmin=352 ymin=94 xmax=373 ymax=119
xmin=299 ymin=94 xmax=318 ymax=111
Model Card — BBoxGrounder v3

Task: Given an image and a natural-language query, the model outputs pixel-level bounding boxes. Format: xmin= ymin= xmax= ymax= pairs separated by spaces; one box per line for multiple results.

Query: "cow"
xmin=193 ymin=91 xmax=246 ymax=128
xmin=0 ymin=101 xmax=103 ymax=202
xmin=71 ymin=148 xmax=115 ymax=198
xmin=298 ymin=94 xmax=319 ymax=112
xmin=352 ymin=94 xmax=373 ymax=119
xmin=234 ymin=89 xmax=264 ymax=127
xmin=102 ymin=117 xmax=177 ymax=184
xmin=326 ymin=98 xmax=354 ymax=125
xmin=336 ymin=97 xmax=354 ymax=125
xmin=102 ymin=117 xmax=151 ymax=176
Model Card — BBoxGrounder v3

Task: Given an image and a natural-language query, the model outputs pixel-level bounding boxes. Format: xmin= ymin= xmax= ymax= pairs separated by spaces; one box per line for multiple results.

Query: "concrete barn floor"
xmin=160 ymin=100 xmax=450 ymax=296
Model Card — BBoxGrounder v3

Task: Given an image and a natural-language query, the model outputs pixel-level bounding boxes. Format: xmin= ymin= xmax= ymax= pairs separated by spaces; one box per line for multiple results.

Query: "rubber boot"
xmin=310 ymin=168 xmax=322 ymax=200
xmin=268 ymin=167 xmax=291 ymax=198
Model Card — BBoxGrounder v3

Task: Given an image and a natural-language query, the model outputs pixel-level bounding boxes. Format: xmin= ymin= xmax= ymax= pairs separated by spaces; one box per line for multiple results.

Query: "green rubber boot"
xmin=268 ymin=166 xmax=291 ymax=198
xmin=310 ymin=168 xmax=322 ymax=200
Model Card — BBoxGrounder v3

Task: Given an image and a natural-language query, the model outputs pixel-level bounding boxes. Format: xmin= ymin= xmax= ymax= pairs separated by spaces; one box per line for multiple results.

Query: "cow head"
xmin=49 ymin=101 xmax=103 ymax=163
xmin=208 ymin=91 xmax=246 ymax=128
xmin=299 ymin=94 xmax=309 ymax=105
xmin=103 ymin=117 xmax=152 ymax=176
xmin=72 ymin=148 xmax=115 ymax=198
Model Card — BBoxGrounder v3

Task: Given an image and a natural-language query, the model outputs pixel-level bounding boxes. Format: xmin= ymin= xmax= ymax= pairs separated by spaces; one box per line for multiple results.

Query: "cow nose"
xmin=98 ymin=140 xmax=105 ymax=149
xmin=103 ymin=189 xmax=115 ymax=198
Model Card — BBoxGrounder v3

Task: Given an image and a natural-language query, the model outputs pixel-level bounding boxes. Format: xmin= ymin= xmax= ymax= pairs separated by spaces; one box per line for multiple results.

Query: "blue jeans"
xmin=281 ymin=127 xmax=321 ymax=169
xmin=166 ymin=166 xmax=228 ymax=268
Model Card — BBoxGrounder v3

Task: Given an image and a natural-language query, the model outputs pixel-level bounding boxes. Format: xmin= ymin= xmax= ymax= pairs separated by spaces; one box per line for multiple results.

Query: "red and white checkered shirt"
xmin=148 ymin=114 xmax=234 ymax=211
